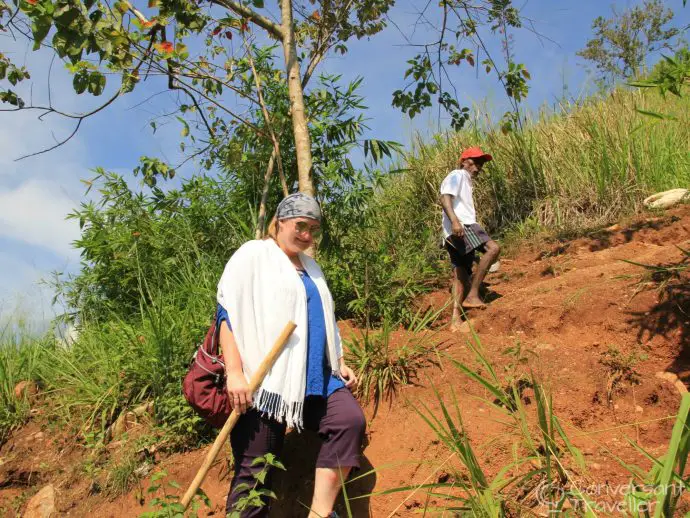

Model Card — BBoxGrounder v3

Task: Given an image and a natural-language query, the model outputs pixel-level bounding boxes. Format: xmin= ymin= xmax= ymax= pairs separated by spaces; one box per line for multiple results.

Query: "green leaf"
xmin=175 ymin=43 xmax=189 ymax=60
xmin=231 ymin=482 xmax=251 ymax=494
xmin=177 ymin=116 xmax=190 ymax=137
xmin=53 ymin=4 xmax=79 ymax=26
xmin=121 ymin=70 xmax=139 ymax=94
xmin=249 ymin=456 xmax=266 ymax=467
xmin=150 ymin=470 xmax=167 ymax=482
xmin=88 ymin=71 xmax=106 ymax=95
xmin=0 ymin=89 xmax=25 ymax=108
xmin=52 ymin=32 xmax=71 ymax=58
xmin=73 ymin=70 xmax=88 ymax=94
xmin=653 ymin=394 xmax=690 ymax=517
xmin=113 ymin=0 xmax=128 ymax=14
xmin=31 ymin=16 xmax=52 ymax=49
xmin=627 ymin=80 xmax=656 ymax=89
xmin=635 ymin=108 xmax=674 ymax=120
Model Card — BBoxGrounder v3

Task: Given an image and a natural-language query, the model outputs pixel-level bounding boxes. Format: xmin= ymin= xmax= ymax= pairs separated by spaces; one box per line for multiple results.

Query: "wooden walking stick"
xmin=181 ymin=321 xmax=297 ymax=510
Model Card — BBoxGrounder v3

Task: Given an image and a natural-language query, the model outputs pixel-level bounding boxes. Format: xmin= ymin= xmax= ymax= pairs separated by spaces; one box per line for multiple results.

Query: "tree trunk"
xmin=255 ymin=147 xmax=290 ymax=239
xmin=256 ymin=151 xmax=277 ymax=239
xmin=280 ymin=0 xmax=314 ymax=196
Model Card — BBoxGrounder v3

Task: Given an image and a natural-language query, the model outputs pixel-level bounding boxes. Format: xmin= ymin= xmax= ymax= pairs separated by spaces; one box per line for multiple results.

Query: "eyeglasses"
xmin=294 ymin=221 xmax=322 ymax=238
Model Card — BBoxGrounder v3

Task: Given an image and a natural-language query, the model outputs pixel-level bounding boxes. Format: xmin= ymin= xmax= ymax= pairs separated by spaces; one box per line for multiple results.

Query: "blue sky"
xmin=1 ymin=0 xmax=688 ymax=321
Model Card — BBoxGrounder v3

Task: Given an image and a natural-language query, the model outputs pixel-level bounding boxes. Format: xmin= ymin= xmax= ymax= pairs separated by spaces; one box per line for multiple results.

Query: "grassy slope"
xmin=2 ymin=86 xmax=689 ymax=448
xmin=323 ymin=87 xmax=689 ymax=324
xmin=400 ymin=87 xmax=689 ymax=241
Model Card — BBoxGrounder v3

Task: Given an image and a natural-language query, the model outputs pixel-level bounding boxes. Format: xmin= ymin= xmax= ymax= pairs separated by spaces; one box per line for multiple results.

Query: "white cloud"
xmin=0 ymin=179 xmax=81 ymax=259
xmin=0 ymin=249 xmax=57 ymax=321
xmin=0 ymin=39 xmax=186 ymax=313
xmin=0 ymin=106 xmax=87 ymax=260
xmin=0 ymin=46 xmax=89 ymax=309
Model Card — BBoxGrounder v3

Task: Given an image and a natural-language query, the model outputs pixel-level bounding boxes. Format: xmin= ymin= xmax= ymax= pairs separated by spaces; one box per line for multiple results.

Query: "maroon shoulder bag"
xmin=182 ymin=320 xmax=231 ymax=428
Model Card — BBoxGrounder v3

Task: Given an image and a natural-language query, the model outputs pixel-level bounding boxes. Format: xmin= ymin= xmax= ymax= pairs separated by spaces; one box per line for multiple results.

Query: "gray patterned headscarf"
xmin=275 ymin=193 xmax=322 ymax=222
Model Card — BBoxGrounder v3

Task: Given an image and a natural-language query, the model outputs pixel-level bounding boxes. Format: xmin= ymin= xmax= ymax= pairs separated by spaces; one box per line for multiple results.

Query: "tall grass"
xmin=345 ymin=306 xmax=444 ymax=412
xmin=0 ymin=318 xmax=44 ymax=443
xmin=33 ymin=252 xmax=220 ymax=446
xmin=364 ymin=327 xmax=592 ymax=515
xmin=402 ymin=88 xmax=690 ymax=240
xmin=420 ymin=329 xmax=587 ymax=515
xmin=323 ymin=87 xmax=689 ymax=325
xmin=374 ymin=326 xmax=690 ymax=516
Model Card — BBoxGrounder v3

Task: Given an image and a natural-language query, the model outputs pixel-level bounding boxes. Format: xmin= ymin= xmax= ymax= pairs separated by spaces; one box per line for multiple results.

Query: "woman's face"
xmin=276 ymin=217 xmax=321 ymax=256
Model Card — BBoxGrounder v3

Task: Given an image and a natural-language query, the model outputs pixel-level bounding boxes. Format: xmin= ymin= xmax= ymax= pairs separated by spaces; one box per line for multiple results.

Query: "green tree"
xmin=577 ymin=0 xmax=681 ymax=84
xmin=59 ymin=65 xmax=383 ymax=320
xmin=390 ymin=0 xmax=532 ymax=132
xmin=645 ymin=46 xmax=690 ymax=95
xmin=0 ymin=0 xmax=394 ymax=197
xmin=0 ymin=0 xmax=539 ymax=170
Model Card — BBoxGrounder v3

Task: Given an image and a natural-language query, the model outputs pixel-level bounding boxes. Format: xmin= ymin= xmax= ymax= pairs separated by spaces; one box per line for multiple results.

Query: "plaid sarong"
xmin=446 ymin=223 xmax=491 ymax=255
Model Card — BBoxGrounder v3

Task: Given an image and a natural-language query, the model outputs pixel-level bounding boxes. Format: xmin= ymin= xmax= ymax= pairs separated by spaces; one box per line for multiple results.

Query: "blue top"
xmin=216 ymin=270 xmax=344 ymax=398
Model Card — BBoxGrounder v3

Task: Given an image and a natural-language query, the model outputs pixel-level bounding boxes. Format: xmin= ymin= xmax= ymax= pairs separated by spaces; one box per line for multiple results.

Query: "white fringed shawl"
xmin=217 ymin=239 xmax=342 ymax=429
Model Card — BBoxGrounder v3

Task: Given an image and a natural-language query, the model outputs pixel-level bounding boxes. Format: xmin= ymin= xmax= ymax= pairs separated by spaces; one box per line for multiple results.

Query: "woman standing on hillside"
xmin=216 ymin=193 xmax=365 ymax=518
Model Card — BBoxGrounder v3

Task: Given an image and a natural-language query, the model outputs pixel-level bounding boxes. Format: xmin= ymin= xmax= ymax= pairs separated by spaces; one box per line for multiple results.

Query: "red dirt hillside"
xmin=1 ymin=205 xmax=688 ymax=517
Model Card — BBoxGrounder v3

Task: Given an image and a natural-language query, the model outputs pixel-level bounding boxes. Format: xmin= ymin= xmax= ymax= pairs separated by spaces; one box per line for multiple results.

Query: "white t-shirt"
xmin=440 ymin=168 xmax=476 ymax=238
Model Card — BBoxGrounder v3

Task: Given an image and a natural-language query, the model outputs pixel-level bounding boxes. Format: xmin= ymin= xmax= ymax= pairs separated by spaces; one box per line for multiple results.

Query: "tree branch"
xmin=173 ymin=143 xmax=212 ymax=170
xmin=13 ymin=87 xmax=123 ymax=160
xmin=299 ymin=0 xmax=356 ymax=88
xmin=302 ymin=46 xmax=326 ymax=88
xmin=3 ymin=5 xmax=23 ymax=32
xmin=255 ymin=151 xmax=277 ymax=239
xmin=171 ymin=74 xmax=269 ymax=139
xmin=15 ymin=119 xmax=83 ymax=161
xmin=453 ymin=3 xmax=521 ymax=121
xmin=123 ymin=0 xmax=151 ymax=25
xmin=166 ymin=61 xmax=216 ymax=139
xmin=10 ymin=27 xmax=160 ymax=160
xmin=212 ymin=0 xmax=284 ymax=40
xmin=437 ymin=0 xmax=448 ymax=128
xmin=244 ymin=40 xmax=288 ymax=196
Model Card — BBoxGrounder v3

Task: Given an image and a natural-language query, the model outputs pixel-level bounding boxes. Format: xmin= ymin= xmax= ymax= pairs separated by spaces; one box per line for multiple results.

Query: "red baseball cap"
xmin=460 ymin=146 xmax=492 ymax=162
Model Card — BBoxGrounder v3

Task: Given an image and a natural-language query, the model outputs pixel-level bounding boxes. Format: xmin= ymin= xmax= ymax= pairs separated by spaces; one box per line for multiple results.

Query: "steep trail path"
xmin=1 ymin=206 xmax=688 ymax=516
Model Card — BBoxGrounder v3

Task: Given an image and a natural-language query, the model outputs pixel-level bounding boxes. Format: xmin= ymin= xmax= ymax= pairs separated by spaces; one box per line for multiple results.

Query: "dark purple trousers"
xmin=226 ymin=388 xmax=366 ymax=517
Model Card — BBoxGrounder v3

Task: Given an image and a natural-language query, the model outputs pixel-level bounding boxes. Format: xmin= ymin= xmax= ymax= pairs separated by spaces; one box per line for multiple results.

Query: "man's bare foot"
xmin=449 ymin=320 xmax=471 ymax=333
xmin=462 ymin=297 xmax=486 ymax=309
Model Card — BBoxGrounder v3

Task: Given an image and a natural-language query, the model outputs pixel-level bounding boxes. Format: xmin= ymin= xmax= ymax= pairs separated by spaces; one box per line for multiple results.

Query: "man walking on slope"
xmin=440 ymin=146 xmax=500 ymax=329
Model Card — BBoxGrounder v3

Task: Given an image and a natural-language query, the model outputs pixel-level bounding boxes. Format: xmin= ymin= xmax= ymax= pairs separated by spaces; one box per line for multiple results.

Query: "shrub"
xmin=0 ymin=320 xmax=44 ymax=444
xmin=345 ymin=308 xmax=443 ymax=413
xmin=36 ymin=254 xmax=218 ymax=447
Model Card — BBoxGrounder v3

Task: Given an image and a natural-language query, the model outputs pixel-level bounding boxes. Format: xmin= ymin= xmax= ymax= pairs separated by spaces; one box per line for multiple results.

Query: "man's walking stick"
xmin=181 ymin=321 xmax=297 ymax=510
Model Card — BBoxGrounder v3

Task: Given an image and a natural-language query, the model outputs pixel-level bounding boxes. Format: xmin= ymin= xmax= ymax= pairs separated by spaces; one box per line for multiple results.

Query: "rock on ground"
xmin=643 ymin=188 xmax=688 ymax=209
xmin=24 ymin=484 xmax=55 ymax=518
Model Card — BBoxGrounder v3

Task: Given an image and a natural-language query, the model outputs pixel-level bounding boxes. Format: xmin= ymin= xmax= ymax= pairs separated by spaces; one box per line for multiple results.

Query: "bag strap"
xmin=198 ymin=345 xmax=225 ymax=369
xmin=202 ymin=317 xmax=223 ymax=357
xmin=212 ymin=318 xmax=222 ymax=356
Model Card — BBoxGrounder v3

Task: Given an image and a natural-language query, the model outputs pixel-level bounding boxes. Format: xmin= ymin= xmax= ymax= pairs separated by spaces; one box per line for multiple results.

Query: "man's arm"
xmin=440 ymin=194 xmax=464 ymax=237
